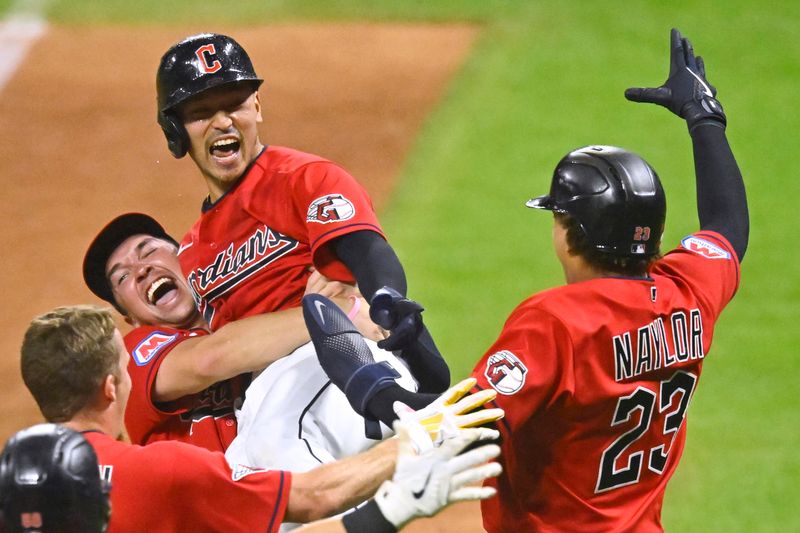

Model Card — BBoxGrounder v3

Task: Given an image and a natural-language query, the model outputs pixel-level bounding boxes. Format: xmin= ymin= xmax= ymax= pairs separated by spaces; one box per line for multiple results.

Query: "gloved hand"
xmin=370 ymin=287 xmax=425 ymax=352
xmin=625 ymin=28 xmax=726 ymax=131
xmin=374 ymin=407 xmax=502 ymax=529
xmin=392 ymin=378 xmax=504 ymax=446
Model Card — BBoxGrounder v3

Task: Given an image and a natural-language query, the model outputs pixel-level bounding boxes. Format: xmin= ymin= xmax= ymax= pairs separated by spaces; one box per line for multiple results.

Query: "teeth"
xmin=212 ymin=138 xmax=237 ymax=148
xmin=147 ymin=277 xmax=171 ymax=304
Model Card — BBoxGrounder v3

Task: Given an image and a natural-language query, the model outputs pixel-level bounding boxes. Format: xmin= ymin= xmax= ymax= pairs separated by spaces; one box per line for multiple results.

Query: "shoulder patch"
xmin=131 ymin=331 xmax=180 ymax=366
xmin=680 ymin=236 xmax=731 ymax=259
xmin=484 ymin=350 xmax=527 ymax=395
xmin=307 ymin=194 xmax=355 ymax=224
xmin=231 ymin=463 xmax=267 ymax=481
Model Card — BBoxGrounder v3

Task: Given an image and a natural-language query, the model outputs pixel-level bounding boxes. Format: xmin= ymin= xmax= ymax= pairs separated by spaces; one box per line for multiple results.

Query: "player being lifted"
xmin=300 ymin=28 xmax=748 ymax=532
xmin=155 ymin=32 xmax=449 ymax=396
xmin=82 ymin=214 xmax=470 ymax=475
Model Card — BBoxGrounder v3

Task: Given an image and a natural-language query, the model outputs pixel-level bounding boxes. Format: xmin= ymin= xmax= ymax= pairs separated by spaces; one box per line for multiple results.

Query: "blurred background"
xmin=1 ymin=0 xmax=797 ymax=530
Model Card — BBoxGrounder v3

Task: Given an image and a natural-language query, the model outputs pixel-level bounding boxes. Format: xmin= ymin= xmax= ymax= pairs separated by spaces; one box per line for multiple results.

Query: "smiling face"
xmin=178 ymin=83 xmax=264 ymax=201
xmin=105 ymin=235 xmax=202 ymax=329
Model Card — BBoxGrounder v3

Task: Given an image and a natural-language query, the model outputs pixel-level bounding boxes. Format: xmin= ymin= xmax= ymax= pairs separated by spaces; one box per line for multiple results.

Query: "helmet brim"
xmin=525 ymin=195 xmax=556 ymax=210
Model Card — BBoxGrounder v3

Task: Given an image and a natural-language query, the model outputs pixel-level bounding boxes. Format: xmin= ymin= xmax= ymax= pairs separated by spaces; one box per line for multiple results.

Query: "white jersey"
xmin=226 ymin=339 xmax=416 ymax=531
xmin=226 ymin=339 xmax=417 ymax=470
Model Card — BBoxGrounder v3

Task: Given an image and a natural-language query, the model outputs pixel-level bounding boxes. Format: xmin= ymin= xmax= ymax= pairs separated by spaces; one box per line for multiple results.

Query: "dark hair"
xmin=555 ymin=213 xmax=660 ymax=276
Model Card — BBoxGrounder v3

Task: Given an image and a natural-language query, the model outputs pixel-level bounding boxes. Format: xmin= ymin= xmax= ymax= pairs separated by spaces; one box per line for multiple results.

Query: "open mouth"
xmin=209 ymin=138 xmax=240 ymax=158
xmin=147 ymin=277 xmax=178 ymax=305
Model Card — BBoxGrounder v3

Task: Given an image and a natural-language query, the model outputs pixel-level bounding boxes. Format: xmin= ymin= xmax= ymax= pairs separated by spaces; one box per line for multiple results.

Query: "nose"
xmin=209 ymin=109 xmax=233 ymax=130
xmin=134 ymin=263 xmax=152 ymax=282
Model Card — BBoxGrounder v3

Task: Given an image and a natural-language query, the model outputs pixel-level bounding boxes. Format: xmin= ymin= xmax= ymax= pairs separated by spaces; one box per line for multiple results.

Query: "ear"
xmin=102 ymin=374 xmax=117 ymax=403
xmin=254 ymin=92 xmax=263 ymax=123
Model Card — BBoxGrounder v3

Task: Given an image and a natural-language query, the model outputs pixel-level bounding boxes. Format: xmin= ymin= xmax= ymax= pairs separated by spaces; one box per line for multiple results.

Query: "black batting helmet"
xmin=0 ymin=424 xmax=110 ymax=533
xmin=156 ymin=33 xmax=263 ymax=158
xmin=527 ymin=145 xmax=666 ymax=257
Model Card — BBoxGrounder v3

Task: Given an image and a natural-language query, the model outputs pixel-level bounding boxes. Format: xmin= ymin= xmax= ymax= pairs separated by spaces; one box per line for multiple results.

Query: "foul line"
xmin=0 ymin=0 xmax=49 ymax=93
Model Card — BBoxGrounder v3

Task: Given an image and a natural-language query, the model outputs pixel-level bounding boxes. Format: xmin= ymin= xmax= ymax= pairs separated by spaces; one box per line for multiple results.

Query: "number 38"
xmin=596 ymin=371 xmax=697 ymax=493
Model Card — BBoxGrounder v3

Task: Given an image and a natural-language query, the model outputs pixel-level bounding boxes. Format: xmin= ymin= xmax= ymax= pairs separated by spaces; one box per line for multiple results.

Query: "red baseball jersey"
xmin=473 ymin=231 xmax=740 ymax=532
xmin=124 ymin=325 xmax=247 ymax=452
xmin=179 ymin=146 xmax=384 ymax=330
xmin=85 ymin=431 xmax=290 ymax=532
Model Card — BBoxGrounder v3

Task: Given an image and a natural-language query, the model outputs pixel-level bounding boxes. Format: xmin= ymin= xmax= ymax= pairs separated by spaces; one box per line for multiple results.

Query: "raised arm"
xmin=333 ymin=231 xmax=450 ymax=393
xmin=625 ymin=28 xmax=748 ymax=261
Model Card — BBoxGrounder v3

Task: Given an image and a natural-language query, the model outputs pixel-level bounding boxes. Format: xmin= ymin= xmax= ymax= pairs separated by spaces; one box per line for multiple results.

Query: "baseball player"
xmin=82 ymin=213 xmax=419 ymax=474
xmin=301 ymin=28 xmax=749 ymax=532
xmin=155 ymin=33 xmax=450 ymax=398
xmin=0 ymin=424 xmax=110 ymax=533
xmin=18 ymin=305 xmax=502 ymax=533
xmin=470 ymin=29 xmax=748 ymax=531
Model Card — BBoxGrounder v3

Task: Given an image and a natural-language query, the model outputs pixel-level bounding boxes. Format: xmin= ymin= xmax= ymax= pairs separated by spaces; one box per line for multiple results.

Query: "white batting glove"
xmin=393 ymin=377 xmax=504 ymax=447
xmin=374 ymin=409 xmax=502 ymax=529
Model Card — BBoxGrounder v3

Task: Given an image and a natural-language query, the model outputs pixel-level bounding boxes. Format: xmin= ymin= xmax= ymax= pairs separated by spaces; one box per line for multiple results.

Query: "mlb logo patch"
xmin=485 ymin=350 xmax=527 ymax=395
xmin=132 ymin=332 xmax=179 ymax=366
xmin=307 ymin=194 xmax=356 ymax=224
xmin=681 ymin=236 xmax=731 ymax=259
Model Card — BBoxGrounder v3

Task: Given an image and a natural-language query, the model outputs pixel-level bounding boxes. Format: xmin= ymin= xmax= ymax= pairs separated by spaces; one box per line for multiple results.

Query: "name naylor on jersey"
xmin=613 ymin=309 xmax=704 ymax=382
xmin=187 ymin=225 xmax=299 ymax=302
xmin=132 ymin=331 xmax=179 ymax=366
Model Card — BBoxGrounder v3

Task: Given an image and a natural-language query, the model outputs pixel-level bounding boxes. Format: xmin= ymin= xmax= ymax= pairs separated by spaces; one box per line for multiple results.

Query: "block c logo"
xmin=195 ymin=44 xmax=222 ymax=74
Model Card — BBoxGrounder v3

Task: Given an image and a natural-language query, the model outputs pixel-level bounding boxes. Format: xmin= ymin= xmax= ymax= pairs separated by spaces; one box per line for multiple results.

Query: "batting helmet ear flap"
xmin=157 ymin=110 xmax=189 ymax=158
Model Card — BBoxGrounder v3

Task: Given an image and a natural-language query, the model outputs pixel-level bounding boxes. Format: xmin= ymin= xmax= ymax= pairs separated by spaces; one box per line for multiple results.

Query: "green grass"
xmin=8 ymin=0 xmax=800 ymax=530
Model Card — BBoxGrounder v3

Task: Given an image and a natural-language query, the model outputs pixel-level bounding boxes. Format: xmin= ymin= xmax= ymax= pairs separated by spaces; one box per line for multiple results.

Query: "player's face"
xmin=180 ymin=84 xmax=264 ymax=200
xmin=106 ymin=235 xmax=200 ymax=329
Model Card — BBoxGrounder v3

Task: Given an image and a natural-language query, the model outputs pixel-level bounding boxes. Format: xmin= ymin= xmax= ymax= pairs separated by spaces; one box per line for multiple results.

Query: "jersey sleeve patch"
xmin=231 ymin=463 xmax=268 ymax=481
xmin=484 ymin=350 xmax=528 ymax=395
xmin=306 ymin=194 xmax=356 ymax=224
xmin=680 ymin=235 xmax=731 ymax=259
xmin=131 ymin=331 xmax=180 ymax=366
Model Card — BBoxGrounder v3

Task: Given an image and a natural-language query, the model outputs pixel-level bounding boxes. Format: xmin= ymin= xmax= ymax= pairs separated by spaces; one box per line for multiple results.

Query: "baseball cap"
xmin=83 ymin=213 xmax=178 ymax=306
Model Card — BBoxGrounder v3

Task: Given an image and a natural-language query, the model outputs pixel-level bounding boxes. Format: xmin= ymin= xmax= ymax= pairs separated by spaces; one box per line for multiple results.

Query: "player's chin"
xmin=208 ymin=159 xmax=246 ymax=183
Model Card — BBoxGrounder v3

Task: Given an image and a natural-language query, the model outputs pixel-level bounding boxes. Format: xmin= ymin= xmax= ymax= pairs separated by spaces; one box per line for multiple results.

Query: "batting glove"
xmin=393 ymin=378 xmax=504 ymax=446
xmin=625 ymin=28 xmax=726 ymax=131
xmin=370 ymin=287 xmax=425 ymax=352
xmin=374 ymin=409 xmax=502 ymax=529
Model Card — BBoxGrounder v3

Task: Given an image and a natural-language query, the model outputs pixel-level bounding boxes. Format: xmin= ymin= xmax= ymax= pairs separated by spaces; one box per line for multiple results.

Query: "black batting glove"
xmin=370 ymin=287 xmax=424 ymax=352
xmin=625 ymin=28 xmax=726 ymax=131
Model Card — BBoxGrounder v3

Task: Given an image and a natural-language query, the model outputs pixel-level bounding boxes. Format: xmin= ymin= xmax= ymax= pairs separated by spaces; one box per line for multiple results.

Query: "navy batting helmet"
xmin=527 ymin=145 xmax=666 ymax=257
xmin=0 ymin=424 xmax=110 ymax=533
xmin=156 ymin=33 xmax=264 ymax=158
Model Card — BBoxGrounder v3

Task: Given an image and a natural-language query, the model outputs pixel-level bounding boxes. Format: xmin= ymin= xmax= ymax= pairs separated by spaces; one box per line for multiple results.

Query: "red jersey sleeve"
xmin=472 ymin=303 xmax=576 ymax=433
xmin=89 ymin=433 xmax=290 ymax=532
xmin=291 ymin=161 xmax=384 ymax=280
xmin=123 ymin=326 xmax=208 ymax=443
xmin=161 ymin=443 xmax=291 ymax=532
xmin=652 ymin=230 xmax=740 ymax=322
